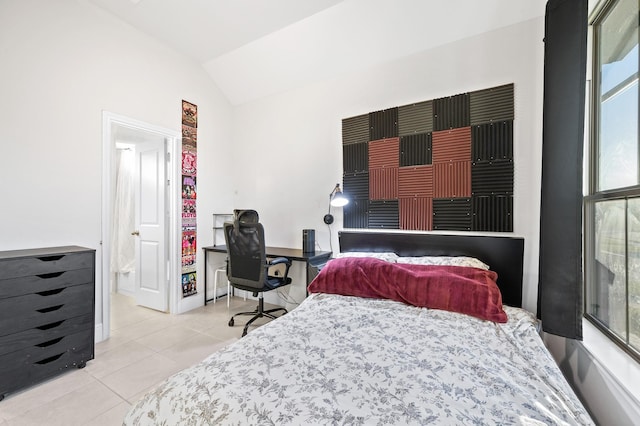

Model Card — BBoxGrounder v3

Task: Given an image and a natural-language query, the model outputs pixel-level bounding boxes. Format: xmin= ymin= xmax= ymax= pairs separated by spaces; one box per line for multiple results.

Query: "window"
xmin=585 ymin=0 xmax=640 ymax=360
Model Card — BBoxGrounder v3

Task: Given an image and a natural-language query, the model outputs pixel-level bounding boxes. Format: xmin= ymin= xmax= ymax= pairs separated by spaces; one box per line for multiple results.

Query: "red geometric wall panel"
xmin=433 ymin=161 xmax=471 ymax=198
xmin=341 ymin=83 xmax=514 ymax=232
xmin=398 ymin=165 xmax=433 ymax=198
xmin=432 ymin=127 xmax=471 ymax=163
xmin=369 ymin=138 xmax=399 ymax=169
xmin=400 ymin=197 xmax=432 ymax=230
xmin=370 ymin=137 xmax=400 ymax=201
xmin=369 ymin=167 xmax=398 ymax=200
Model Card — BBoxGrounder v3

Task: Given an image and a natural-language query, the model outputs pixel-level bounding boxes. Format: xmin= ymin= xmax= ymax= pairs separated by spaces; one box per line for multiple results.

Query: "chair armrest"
xmin=267 ymin=256 xmax=292 ymax=282
xmin=268 ymin=257 xmax=291 ymax=266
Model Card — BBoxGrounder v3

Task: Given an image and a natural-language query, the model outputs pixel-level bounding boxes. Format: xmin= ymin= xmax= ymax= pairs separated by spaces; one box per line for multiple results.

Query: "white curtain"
xmin=111 ymin=148 xmax=135 ymax=273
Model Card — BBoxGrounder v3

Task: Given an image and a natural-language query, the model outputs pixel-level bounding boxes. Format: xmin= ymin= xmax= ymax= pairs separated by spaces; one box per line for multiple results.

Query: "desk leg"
xmin=304 ymin=259 xmax=316 ymax=297
xmin=304 ymin=259 xmax=311 ymax=297
xmin=203 ymin=250 xmax=208 ymax=305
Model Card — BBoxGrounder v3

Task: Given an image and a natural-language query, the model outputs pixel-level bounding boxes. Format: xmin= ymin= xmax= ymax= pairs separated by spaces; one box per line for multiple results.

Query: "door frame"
xmin=101 ymin=111 xmax=180 ymax=342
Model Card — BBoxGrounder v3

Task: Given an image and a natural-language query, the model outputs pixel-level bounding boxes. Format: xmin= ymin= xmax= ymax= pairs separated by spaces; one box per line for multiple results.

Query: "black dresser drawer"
xmin=0 ymin=268 xmax=93 ymax=299
xmin=0 ymin=250 xmax=94 ymax=280
xmin=0 ymin=329 xmax=94 ymax=396
xmin=0 ymin=313 xmax=93 ymax=357
xmin=0 ymin=283 xmax=94 ymax=336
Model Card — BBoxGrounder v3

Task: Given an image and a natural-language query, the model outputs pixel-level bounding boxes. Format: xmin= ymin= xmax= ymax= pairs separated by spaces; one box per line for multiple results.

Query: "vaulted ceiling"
xmin=87 ymin=0 xmax=546 ymax=105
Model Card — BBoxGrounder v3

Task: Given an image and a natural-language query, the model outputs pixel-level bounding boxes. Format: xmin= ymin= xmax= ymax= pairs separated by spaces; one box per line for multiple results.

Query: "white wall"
xmin=0 ymin=0 xmax=234 ymax=336
xmin=231 ymin=17 xmax=545 ymax=313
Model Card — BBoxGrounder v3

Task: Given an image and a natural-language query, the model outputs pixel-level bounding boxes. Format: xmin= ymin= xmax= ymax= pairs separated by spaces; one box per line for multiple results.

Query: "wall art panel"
xmin=341 ymin=83 xmax=514 ymax=232
xmin=181 ymin=100 xmax=197 ymax=298
xmin=400 ymin=133 xmax=432 ymax=167
xmin=399 ymin=197 xmax=432 ymax=230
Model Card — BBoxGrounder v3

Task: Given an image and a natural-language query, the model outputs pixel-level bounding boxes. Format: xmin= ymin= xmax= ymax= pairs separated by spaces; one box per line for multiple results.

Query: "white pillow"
xmin=396 ymin=256 xmax=489 ymax=270
xmin=336 ymin=251 xmax=399 ymax=263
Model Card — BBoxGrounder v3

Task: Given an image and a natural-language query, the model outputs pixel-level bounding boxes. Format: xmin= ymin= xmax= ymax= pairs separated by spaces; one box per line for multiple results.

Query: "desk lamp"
xmin=323 ymin=183 xmax=349 ymax=225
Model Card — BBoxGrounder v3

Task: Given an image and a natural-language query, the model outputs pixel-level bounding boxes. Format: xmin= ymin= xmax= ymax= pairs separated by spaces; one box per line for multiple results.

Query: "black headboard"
xmin=339 ymin=231 xmax=524 ymax=308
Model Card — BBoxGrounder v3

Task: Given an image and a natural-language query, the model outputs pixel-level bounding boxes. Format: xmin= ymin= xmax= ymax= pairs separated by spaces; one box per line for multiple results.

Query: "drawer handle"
xmin=36 ymin=304 xmax=63 ymax=313
xmin=35 ymin=353 xmax=64 ymax=365
xmin=37 ymin=320 xmax=65 ymax=330
xmin=36 ymin=288 xmax=65 ymax=296
xmin=37 ymin=272 xmax=64 ymax=279
xmin=36 ymin=337 xmax=64 ymax=348
xmin=37 ymin=255 xmax=65 ymax=262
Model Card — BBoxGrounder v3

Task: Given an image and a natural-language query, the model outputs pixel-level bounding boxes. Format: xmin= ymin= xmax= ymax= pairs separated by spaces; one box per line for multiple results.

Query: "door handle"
xmin=131 ymin=230 xmax=140 ymax=236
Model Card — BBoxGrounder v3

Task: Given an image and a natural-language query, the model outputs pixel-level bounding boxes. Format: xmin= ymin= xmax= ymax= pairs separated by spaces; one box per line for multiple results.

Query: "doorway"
xmin=101 ymin=112 xmax=180 ymax=342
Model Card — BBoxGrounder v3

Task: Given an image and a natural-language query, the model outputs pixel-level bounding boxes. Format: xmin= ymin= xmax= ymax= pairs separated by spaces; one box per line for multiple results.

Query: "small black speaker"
xmin=302 ymin=229 xmax=315 ymax=253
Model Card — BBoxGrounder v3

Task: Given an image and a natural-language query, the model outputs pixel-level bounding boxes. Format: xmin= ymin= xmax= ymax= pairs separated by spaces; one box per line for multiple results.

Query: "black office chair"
xmin=224 ymin=210 xmax=292 ymax=337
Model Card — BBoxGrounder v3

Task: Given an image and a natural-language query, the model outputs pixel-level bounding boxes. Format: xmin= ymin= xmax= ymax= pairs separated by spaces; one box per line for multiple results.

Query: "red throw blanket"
xmin=308 ymin=257 xmax=507 ymax=322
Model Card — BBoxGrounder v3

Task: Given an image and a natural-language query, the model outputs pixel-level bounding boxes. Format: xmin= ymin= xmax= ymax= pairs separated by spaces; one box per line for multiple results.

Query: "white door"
xmin=133 ymin=139 xmax=168 ymax=311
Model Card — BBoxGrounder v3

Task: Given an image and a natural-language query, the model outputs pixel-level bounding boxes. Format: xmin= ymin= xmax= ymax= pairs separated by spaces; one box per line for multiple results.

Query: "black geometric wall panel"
xmin=472 ymin=120 xmax=513 ymax=161
xmin=471 ymin=159 xmax=514 ymax=195
xmin=344 ymin=199 xmax=369 ymax=229
xmin=342 ymin=114 xmax=369 ymax=145
xmin=369 ymin=108 xmax=398 ymax=141
xmin=433 ymin=93 xmax=470 ymax=131
xmin=398 ymin=101 xmax=433 ymax=135
xmin=343 ymin=172 xmax=369 ymax=200
xmin=470 ymin=83 xmax=514 ymax=125
xmin=433 ymin=198 xmax=472 ymax=231
xmin=472 ymin=195 xmax=513 ymax=232
xmin=343 ymin=142 xmax=368 ymax=173
xmin=342 ymin=83 xmax=514 ymax=232
xmin=369 ymin=200 xmax=399 ymax=229
xmin=400 ymin=133 xmax=432 ymax=166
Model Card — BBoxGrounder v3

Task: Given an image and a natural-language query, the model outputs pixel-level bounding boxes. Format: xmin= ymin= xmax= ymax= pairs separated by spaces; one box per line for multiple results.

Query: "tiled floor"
xmin=0 ymin=293 xmax=272 ymax=425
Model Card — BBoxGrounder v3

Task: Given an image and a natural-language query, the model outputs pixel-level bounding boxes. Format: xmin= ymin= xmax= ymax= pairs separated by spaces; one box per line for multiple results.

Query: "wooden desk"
xmin=202 ymin=245 xmax=332 ymax=305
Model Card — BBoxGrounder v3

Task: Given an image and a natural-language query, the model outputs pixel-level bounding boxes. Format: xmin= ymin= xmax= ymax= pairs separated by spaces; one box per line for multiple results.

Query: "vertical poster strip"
xmin=181 ymin=100 xmax=198 ymax=297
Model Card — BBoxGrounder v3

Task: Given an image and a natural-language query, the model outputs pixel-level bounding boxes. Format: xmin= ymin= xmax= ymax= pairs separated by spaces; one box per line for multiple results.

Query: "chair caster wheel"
xmin=228 ymin=318 xmax=234 ymax=327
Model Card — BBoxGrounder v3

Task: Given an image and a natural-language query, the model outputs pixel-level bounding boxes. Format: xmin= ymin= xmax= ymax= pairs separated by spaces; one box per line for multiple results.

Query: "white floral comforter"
xmin=124 ymin=294 xmax=594 ymax=425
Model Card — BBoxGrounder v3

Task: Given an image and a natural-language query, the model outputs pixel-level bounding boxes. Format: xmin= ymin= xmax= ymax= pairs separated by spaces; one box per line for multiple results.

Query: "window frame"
xmin=584 ymin=0 xmax=640 ymax=363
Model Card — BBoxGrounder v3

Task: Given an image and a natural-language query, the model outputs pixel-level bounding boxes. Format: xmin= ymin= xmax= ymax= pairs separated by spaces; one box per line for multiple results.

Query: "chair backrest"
xmin=223 ymin=219 xmax=267 ymax=289
xmin=233 ymin=209 xmax=259 ymax=226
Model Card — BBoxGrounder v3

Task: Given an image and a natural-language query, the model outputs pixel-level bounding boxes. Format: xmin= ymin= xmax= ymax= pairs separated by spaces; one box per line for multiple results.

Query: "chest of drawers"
xmin=0 ymin=246 xmax=95 ymax=401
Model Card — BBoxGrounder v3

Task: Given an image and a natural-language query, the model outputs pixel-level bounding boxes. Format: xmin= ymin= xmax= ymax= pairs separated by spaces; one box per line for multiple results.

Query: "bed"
xmin=123 ymin=231 xmax=593 ymax=425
